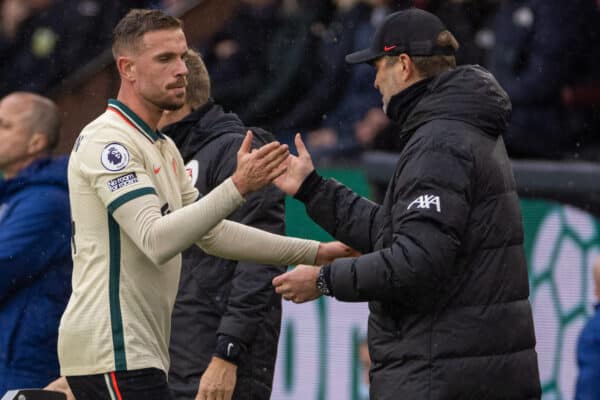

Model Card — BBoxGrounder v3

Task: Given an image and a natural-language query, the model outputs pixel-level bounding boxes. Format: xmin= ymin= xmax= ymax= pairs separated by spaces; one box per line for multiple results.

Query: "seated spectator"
xmin=295 ymin=0 xmax=396 ymax=159
xmin=426 ymin=0 xmax=500 ymax=66
xmin=354 ymin=107 xmax=391 ymax=150
xmin=0 ymin=0 xmax=133 ymax=97
xmin=0 ymin=92 xmax=71 ymax=393
xmin=200 ymin=0 xmax=280 ymax=113
xmin=561 ymin=0 xmax=600 ymax=160
xmin=487 ymin=0 xmax=590 ymax=159
xmin=268 ymin=0 xmax=372 ymax=141
xmin=200 ymin=0 xmax=331 ymax=129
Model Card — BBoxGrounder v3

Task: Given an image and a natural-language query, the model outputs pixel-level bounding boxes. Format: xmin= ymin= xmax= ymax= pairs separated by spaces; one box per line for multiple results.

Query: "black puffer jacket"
xmin=297 ymin=66 xmax=541 ymax=399
xmin=163 ymin=101 xmax=285 ymax=400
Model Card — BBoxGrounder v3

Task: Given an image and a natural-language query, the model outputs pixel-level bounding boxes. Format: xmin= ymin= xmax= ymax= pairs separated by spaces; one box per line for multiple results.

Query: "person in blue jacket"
xmin=0 ymin=92 xmax=71 ymax=393
xmin=576 ymin=256 xmax=600 ymax=400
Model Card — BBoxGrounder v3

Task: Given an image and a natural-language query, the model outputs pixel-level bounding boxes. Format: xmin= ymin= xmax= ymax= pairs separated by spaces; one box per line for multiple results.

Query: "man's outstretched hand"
xmin=274 ymin=133 xmax=315 ymax=196
xmin=273 ymin=265 xmax=322 ymax=303
xmin=232 ymin=130 xmax=289 ymax=196
xmin=273 ymin=242 xmax=360 ymax=303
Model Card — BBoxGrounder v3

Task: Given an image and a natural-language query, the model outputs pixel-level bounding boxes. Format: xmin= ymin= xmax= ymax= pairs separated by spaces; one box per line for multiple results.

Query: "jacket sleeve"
xmin=297 ymin=172 xmax=383 ymax=255
xmin=323 ymin=138 xmax=472 ymax=304
xmin=203 ymin=133 xmax=287 ymax=345
xmin=0 ymin=187 xmax=71 ymax=303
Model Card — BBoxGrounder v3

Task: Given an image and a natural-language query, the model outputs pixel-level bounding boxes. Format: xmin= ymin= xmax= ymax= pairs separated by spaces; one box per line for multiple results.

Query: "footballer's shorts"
xmin=66 ymin=368 xmax=172 ymax=400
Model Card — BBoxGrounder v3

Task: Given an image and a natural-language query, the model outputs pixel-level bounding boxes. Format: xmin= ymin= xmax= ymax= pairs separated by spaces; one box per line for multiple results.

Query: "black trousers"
xmin=67 ymin=368 xmax=172 ymax=400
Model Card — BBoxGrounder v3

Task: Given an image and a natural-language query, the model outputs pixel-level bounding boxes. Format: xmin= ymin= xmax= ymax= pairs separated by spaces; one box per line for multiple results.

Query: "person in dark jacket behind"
xmin=272 ymin=9 xmax=541 ymax=400
xmin=0 ymin=92 xmax=71 ymax=393
xmin=159 ymin=49 xmax=286 ymax=400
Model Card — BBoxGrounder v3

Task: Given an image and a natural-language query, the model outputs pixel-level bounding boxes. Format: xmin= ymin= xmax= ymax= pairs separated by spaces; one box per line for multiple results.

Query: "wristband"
xmin=214 ymin=334 xmax=246 ymax=365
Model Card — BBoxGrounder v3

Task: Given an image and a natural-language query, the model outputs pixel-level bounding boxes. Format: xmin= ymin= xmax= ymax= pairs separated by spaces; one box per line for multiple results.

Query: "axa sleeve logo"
xmin=407 ymin=194 xmax=441 ymax=213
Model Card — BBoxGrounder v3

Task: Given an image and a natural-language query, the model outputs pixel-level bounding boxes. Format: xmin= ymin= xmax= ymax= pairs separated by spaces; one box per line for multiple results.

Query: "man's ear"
xmin=28 ymin=132 xmax=49 ymax=155
xmin=117 ymin=56 xmax=135 ymax=81
xmin=398 ymin=53 xmax=416 ymax=82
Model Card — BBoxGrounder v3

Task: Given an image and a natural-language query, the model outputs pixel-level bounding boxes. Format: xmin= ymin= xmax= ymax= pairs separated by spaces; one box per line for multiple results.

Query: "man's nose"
xmin=176 ymin=58 xmax=188 ymax=76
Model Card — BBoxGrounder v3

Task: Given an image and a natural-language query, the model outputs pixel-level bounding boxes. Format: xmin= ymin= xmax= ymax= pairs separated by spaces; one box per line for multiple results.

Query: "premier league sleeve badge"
xmin=101 ymin=142 xmax=130 ymax=171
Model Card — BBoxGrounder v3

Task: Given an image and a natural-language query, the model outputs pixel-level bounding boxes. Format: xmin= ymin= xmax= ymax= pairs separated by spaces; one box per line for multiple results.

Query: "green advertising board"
xmin=522 ymin=199 xmax=600 ymax=399
xmin=274 ymin=169 xmax=598 ymax=400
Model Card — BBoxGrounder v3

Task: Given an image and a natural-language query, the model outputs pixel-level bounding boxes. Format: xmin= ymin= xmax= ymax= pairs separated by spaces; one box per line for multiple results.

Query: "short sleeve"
xmin=75 ymin=131 xmax=157 ymax=213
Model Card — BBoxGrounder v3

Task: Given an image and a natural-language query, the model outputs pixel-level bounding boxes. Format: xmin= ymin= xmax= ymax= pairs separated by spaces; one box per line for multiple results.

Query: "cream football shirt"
xmin=59 ymin=99 xmax=320 ymax=376
xmin=59 ymin=99 xmax=203 ymax=375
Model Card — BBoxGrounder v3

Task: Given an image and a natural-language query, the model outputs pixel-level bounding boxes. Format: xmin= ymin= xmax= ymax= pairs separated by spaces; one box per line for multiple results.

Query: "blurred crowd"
xmin=0 ymin=0 xmax=191 ymax=96
xmin=1 ymin=0 xmax=600 ymax=162
xmin=196 ymin=0 xmax=600 ymax=162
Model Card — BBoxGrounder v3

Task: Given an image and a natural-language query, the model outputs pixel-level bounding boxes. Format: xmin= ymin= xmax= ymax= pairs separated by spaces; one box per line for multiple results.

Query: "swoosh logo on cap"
xmin=384 ymin=45 xmax=397 ymax=52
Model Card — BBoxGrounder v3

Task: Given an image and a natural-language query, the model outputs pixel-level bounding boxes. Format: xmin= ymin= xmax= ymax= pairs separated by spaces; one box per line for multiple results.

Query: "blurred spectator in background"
xmin=201 ymin=0 xmax=280 ymax=113
xmin=0 ymin=92 xmax=71 ymax=393
xmin=160 ymin=49 xmax=287 ymax=400
xmin=575 ymin=256 xmax=600 ymax=400
xmin=284 ymin=0 xmax=386 ymax=159
xmin=0 ymin=0 xmax=107 ymax=95
xmin=0 ymin=0 xmax=153 ymax=97
xmin=425 ymin=0 xmax=500 ymax=66
xmin=487 ymin=0 xmax=598 ymax=159
xmin=267 ymin=0 xmax=372 ymax=144
xmin=561 ymin=0 xmax=600 ymax=161
xmin=148 ymin=0 xmax=200 ymax=12
xmin=201 ymin=0 xmax=332 ymax=132
xmin=236 ymin=0 xmax=333 ymax=129
xmin=288 ymin=0 xmax=400 ymax=160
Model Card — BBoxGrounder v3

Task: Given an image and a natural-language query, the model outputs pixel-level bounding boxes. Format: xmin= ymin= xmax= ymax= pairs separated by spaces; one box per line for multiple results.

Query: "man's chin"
xmin=159 ymin=100 xmax=185 ymax=111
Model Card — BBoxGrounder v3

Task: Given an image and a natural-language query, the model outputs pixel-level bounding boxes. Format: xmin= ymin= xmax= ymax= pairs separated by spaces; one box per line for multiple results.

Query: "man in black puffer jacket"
xmin=159 ymin=50 xmax=285 ymax=400
xmin=273 ymin=9 xmax=541 ymax=400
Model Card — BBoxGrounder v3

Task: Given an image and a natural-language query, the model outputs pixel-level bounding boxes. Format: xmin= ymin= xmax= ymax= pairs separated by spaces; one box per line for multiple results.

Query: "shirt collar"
xmin=107 ymin=99 xmax=164 ymax=143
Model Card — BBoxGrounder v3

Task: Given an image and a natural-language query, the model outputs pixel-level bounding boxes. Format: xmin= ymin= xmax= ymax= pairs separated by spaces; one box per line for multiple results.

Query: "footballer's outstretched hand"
xmin=232 ymin=130 xmax=289 ymax=196
xmin=274 ymin=133 xmax=315 ymax=196
xmin=315 ymin=241 xmax=361 ymax=265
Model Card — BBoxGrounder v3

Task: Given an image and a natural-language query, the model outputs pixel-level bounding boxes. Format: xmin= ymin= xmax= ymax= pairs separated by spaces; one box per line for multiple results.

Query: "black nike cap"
xmin=345 ymin=8 xmax=455 ymax=65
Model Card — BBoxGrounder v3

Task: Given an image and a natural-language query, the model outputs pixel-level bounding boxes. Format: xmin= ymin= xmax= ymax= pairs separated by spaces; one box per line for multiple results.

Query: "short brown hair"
xmin=411 ymin=30 xmax=459 ymax=78
xmin=183 ymin=49 xmax=211 ymax=108
xmin=112 ymin=9 xmax=183 ymax=59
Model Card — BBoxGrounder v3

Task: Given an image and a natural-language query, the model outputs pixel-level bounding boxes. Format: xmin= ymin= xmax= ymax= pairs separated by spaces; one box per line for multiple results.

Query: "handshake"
xmin=230 ymin=131 xmax=314 ymax=197
xmin=231 ymin=131 xmax=360 ymax=304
